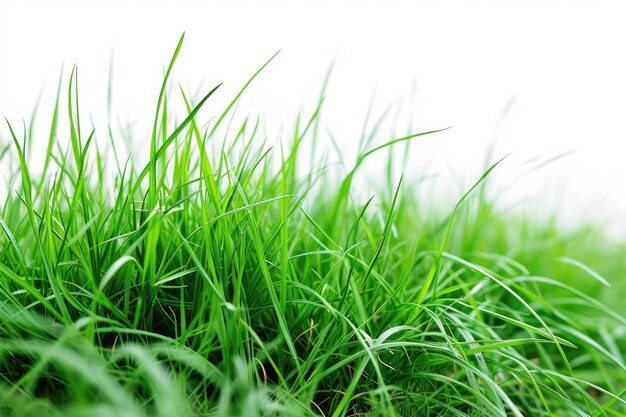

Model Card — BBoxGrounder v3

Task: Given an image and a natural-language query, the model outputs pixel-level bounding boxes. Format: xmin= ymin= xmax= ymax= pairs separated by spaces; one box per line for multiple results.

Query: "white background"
xmin=1 ymin=0 xmax=625 ymax=236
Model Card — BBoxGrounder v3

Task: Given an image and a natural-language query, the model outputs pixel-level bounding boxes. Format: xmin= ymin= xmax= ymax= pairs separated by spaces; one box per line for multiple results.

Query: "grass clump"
xmin=0 ymin=35 xmax=625 ymax=417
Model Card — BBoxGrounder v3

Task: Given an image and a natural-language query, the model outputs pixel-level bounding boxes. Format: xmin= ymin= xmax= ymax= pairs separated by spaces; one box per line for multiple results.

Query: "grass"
xmin=0 ymin=34 xmax=625 ymax=416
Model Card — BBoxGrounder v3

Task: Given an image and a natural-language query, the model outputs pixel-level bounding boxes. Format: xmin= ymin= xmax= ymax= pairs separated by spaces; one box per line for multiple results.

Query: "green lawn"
xmin=1 ymin=35 xmax=624 ymax=417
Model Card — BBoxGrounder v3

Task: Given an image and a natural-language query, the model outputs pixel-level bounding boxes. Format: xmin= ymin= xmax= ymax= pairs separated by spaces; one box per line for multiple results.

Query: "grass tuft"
xmin=0 ymin=35 xmax=625 ymax=416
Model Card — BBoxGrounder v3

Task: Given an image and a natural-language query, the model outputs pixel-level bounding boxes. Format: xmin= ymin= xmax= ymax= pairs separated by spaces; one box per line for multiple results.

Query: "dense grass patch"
xmin=1 ymin=35 xmax=625 ymax=416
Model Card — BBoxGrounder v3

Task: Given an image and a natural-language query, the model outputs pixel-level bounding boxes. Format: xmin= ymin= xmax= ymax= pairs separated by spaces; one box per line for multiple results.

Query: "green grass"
xmin=1 ymin=34 xmax=625 ymax=416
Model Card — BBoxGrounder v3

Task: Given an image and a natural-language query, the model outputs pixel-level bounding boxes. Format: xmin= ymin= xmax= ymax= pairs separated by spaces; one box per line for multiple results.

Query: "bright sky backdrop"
xmin=1 ymin=0 xmax=625 ymax=236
